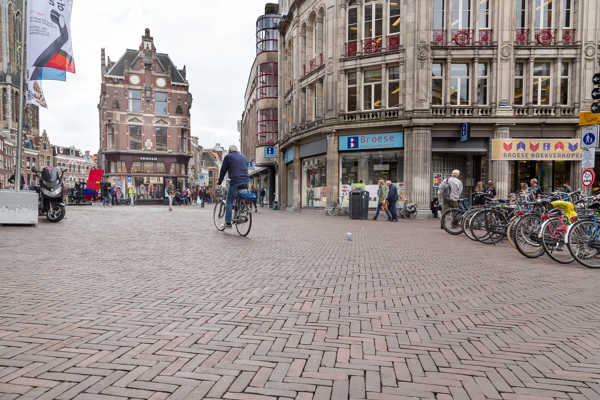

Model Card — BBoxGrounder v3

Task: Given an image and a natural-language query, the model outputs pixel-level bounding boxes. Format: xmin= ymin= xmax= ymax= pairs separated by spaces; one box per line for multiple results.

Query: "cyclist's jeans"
xmin=226 ymin=182 xmax=249 ymax=223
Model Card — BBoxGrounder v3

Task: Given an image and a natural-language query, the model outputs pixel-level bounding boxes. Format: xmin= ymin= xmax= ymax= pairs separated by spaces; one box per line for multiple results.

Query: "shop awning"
xmin=249 ymin=167 xmax=268 ymax=177
xmin=432 ymin=139 xmax=488 ymax=153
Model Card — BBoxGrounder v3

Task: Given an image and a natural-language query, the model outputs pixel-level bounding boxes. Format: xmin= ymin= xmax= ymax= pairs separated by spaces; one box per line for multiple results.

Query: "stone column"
xmin=570 ymin=127 xmax=583 ymax=191
xmin=405 ymin=125 xmax=432 ymax=217
xmin=490 ymin=125 xmax=511 ymax=198
xmin=292 ymin=143 xmax=301 ymax=211
xmin=279 ymin=149 xmax=287 ymax=208
xmin=527 ymin=57 xmax=534 ymax=105
xmin=326 ymin=133 xmax=339 ymax=207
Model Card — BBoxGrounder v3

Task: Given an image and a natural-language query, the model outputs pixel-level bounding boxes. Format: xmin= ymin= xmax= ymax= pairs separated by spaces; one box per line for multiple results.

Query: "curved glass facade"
xmin=257 ymin=14 xmax=282 ymax=54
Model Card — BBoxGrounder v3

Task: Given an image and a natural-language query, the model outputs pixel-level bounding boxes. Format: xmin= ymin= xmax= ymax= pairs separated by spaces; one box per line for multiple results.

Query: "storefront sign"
xmin=264 ymin=146 xmax=277 ymax=158
xmin=580 ymin=112 xmax=600 ymax=126
xmin=284 ymin=148 xmax=295 ymax=164
xmin=338 ymin=132 xmax=403 ymax=151
xmin=140 ymin=156 xmax=158 ymax=161
xmin=491 ymin=139 xmax=582 ymax=161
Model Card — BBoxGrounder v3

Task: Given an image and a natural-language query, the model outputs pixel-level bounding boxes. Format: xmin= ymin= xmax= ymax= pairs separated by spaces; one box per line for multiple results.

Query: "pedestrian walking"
xmin=128 ymin=185 xmax=135 ymax=207
xmin=250 ymin=185 xmax=259 ymax=212
xmin=102 ymin=181 xmax=112 ymax=207
xmin=260 ymin=187 xmax=266 ymax=208
xmin=166 ymin=180 xmax=175 ymax=211
xmin=386 ymin=180 xmax=399 ymax=222
xmin=373 ymin=179 xmax=391 ymax=220
xmin=439 ymin=170 xmax=463 ymax=213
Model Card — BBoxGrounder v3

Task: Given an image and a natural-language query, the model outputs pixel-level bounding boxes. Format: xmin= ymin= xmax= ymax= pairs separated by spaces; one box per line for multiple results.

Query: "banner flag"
xmin=27 ymin=0 xmax=75 ymax=81
xmin=26 ymin=80 xmax=48 ymax=109
xmin=33 ymin=67 xmax=66 ymax=81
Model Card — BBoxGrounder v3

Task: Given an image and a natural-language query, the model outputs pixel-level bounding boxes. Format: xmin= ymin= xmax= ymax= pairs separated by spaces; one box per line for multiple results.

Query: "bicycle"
xmin=213 ymin=184 xmax=254 ymax=237
xmin=325 ymin=196 xmax=348 ymax=217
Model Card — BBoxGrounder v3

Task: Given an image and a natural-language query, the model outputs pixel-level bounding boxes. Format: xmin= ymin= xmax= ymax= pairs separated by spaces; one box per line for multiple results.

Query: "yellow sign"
xmin=491 ymin=139 xmax=582 ymax=161
xmin=580 ymin=112 xmax=600 ymax=126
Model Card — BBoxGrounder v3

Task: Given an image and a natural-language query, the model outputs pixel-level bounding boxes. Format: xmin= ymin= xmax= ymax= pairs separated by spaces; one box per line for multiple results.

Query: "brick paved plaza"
xmin=1 ymin=206 xmax=600 ymax=400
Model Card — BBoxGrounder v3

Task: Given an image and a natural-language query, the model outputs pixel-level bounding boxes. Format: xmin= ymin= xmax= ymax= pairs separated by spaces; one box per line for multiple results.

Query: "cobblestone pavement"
xmin=1 ymin=205 xmax=600 ymax=400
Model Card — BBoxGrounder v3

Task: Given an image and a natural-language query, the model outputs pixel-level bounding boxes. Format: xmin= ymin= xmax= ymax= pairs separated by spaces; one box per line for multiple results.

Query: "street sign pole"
xmin=14 ymin=0 xmax=27 ymax=191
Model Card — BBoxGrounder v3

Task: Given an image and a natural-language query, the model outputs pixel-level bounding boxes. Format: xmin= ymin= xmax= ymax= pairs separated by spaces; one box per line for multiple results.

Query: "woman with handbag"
xmin=373 ymin=179 xmax=391 ymax=221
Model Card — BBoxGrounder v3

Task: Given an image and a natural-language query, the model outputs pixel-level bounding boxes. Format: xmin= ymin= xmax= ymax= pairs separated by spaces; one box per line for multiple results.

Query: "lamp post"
xmin=14 ymin=0 xmax=27 ymax=192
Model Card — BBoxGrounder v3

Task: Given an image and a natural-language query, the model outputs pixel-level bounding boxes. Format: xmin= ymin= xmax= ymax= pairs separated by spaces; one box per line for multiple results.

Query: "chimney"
xmin=265 ymin=3 xmax=279 ymax=14
xmin=101 ymin=48 xmax=106 ymax=75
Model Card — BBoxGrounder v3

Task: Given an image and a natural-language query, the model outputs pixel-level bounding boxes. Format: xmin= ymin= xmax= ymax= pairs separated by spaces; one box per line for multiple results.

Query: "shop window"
xmin=479 ymin=0 xmax=490 ymax=28
xmin=477 ymin=63 xmax=488 ymax=105
xmin=514 ymin=62 xmax=524 ymax=105
xmin=258 ymin=62 xmax=278 ymax=99
xmin=347 ymin=71 xmax=358 ymax=111
xmin=535 ymin=0 xmax=552 ymax=29
xmin=452 ymin=0 xmax=472 ymax=30
xmin=155 ymin=92 xmax=168 ymax=115
xmin=128 ymin=89 xmax=142 ymax=113
xmin=563 ymin=0 xmax=572 ymax=27
xmin=432 ymin=63 xmax=444 ymax=105
xmin=450 ymin=63 xmax=470 ymax=105
xmin=516 ymin=0 xmax=527 ymax=29
xmin=302 ymin=155 xmax=327 ymax=208
xmin=155 ymin=127 xmax=167 ymax=151
xmin=363 ymin=69 xmax=382 ymax=110
xmin=388 ymin=65 xmax=400 ymax=107
xmin=560 ymin=62 xmax=569 ymax=105
xmin=533 ymin=62 xmax=551 ymax=105
xmin=129 ymin=125 xmax=142 ymax=150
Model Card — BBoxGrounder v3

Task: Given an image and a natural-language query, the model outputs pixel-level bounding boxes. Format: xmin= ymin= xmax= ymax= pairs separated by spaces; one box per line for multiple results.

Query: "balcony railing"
xmin=344 ymin=35 xmax=401 ymax=57
xmin=432 ymin=29 xmax=493 ymax=46
xmin=308 ymin=53 xmax=325 ymax=74
xmin=514 ymin=105 xmax=576 ymax=117
xmin=431 ymin=106 xmax=493 ymax=117
xmin=257 ymin=133 xmax=277 ymax=146
xmin=341 ymin=109 xmax=404 ymax=123
xmin=515 ymin=29 xmax=575 ymax=46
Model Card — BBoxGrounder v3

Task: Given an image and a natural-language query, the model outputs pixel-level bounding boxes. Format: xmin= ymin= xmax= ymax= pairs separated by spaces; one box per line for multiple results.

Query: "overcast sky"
xmin=39 ymin=0 xmax=267 ymax=154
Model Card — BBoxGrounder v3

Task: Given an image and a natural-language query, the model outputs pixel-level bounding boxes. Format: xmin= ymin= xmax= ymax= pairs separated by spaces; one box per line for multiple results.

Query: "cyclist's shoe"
xmin=224 ymin=222 xmax=233 ymax=229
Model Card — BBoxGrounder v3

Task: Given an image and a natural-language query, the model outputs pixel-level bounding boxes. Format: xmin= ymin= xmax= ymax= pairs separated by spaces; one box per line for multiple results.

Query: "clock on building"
xmin=129 ymin=75 xmax=140 ymax=85
xmin=156 ymin=78 xmax=166 ymax=88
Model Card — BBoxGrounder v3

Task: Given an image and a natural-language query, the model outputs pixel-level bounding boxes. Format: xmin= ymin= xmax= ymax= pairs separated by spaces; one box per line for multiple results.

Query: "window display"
xmin=302 ymin=155 xmax=327 ymax=208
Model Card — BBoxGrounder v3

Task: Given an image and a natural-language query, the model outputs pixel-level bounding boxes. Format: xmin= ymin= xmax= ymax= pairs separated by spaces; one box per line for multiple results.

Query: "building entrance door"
xmin=513 ymin=161 xmax=570 ymax=193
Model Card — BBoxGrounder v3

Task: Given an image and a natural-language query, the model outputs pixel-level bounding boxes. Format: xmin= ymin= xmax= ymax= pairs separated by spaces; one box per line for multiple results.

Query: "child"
xmin=430 ymin=197 xmax=441 ymax=218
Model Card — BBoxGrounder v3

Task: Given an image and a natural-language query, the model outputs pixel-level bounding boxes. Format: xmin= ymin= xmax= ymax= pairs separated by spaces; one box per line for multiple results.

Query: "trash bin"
xmin=349 ymin=190 xmax=369 ymax=220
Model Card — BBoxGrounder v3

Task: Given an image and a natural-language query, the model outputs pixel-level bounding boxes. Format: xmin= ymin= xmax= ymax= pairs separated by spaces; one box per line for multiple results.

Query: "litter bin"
xmin=349 ymin=190 xmax=369 ymax=220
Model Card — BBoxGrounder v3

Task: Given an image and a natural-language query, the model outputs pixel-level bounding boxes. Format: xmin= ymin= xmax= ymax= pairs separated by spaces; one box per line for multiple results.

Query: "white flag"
xmin=26 ymin=80 xmax=48 ymax=109
xmin=27 ymin=0 xmax=75 ymax=81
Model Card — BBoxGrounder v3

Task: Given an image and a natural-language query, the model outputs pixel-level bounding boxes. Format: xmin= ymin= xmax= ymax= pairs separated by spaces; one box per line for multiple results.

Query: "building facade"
xmin=53 ymin=145 xmax=96 ymax=186
xmin=241 ymin=3 xmax=282 ymax=206
xmin=98 ymin=29 xmax=193 ymax=201
xmin=278 ymin=0 xmax=599 ymax=213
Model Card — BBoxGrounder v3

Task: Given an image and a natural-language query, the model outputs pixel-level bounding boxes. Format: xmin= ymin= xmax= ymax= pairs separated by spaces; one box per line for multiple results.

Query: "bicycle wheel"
xmin=484 ymin=210 xmax=508 ymax=245
xmin=463 ymin=208 xmax=479 ymax=241
xmin=506 ymin=216 xmax=521 ymax=249
xmin=213 ymin=200 xmax=226 ymax=231
xmin=441 ymin=209 xmax=464 ymax=235
xmin=235 ymin=202 xmax=253 ymax=237
xmin=567 ymin=220 xmax=600 ymax=268
xmin=540 ymin=217 xmax=574 ymax=264
xmin=514 ymin=213 xmax=545 ymax=258
xmin=469 ymin=210 xmax=490 ymax=243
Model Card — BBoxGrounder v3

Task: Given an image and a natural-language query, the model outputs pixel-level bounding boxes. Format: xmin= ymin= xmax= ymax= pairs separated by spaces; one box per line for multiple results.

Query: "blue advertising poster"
xmin=264 ymin=146 xmax=277 ymax=158
xmin=338 ymin=132 xmax=403 ymax=151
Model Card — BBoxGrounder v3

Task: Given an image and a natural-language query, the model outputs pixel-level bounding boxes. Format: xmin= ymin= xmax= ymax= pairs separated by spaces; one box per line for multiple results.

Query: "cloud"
xmin=39 ymin=0 xmax=266 ymax=154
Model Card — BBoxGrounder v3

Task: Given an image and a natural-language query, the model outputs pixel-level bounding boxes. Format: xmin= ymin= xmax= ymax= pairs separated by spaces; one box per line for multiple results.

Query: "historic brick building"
xmin=98 ymin=29 xmax=193 ymax=201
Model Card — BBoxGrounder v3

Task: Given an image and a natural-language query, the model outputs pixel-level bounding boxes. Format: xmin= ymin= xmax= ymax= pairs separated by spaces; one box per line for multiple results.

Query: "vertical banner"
xmin=27 ymin=0 xmax=75 ymax=81
xmin=26 ymin=80 xmax=47 ymax=108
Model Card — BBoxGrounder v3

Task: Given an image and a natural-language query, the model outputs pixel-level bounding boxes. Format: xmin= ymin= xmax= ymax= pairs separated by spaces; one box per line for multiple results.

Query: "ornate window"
xmin=514 ymin=62 xmax=524 ymax=105
xmin=347 ymin=6 xmax=359 ymax=56
xmin=347 ymin=71 xmax=358 ymax=112
xmin=364 ymin=1 xmax=383 ymax=52
xmin=155 ymin=127 xmax=167 ymax=151
xmin=155 ymin=92 xmax=168 ymax=115
xmin=532 ymin=62 xmax=551 ymax=105
xmin=128 ymin=90 xmax=142 ymax=113
xmin=477 ymin=63 xmax=488 ymax=105
xmin=363 ymin=69 xmax=382 ymax=110
xmin=432 ymin=63 xmax=444 ymax=105
xmin=129 ymin=125 xmax=142 ymax=150
xmin=450 ymin=63 xmax=470 ymax=105
xmin=388 ymin=65 xmax=400 ymax=107
xmin=560 ymin=62 xmax=569 ymax=105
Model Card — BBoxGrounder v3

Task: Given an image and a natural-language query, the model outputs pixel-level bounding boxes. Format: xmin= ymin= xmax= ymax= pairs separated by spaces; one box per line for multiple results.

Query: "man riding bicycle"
xmin=218 ymin=145 xmax=250 ymax=228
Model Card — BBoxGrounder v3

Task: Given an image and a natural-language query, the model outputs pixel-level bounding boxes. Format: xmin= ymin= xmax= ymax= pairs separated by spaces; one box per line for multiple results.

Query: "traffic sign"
xmin=583 ymin=148 xmax=595 ymax=169
xmin=582 ymin=168 xmax=596 ymax=188
xmin=580 ymin=112 xmax=600 ymax=126
xmin=582 ymin=125 xmax=599 ymax=148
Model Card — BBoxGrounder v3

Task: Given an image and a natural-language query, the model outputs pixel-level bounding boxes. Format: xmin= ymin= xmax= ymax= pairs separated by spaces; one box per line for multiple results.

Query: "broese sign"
xmin=338 ymin=132 xmax=403 ymax=151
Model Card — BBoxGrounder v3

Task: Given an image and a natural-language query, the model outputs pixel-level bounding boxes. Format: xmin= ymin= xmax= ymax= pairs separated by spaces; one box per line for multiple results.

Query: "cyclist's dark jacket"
xmin=218 ymin=151 xmax=249 ymax=186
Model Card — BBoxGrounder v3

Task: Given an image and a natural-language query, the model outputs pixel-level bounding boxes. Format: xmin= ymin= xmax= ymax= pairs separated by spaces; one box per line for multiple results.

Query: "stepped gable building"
xmin=277 ymin=0 xmax=600 ymax=214
xmin=98 ymin=28 xmax=193 ymax=201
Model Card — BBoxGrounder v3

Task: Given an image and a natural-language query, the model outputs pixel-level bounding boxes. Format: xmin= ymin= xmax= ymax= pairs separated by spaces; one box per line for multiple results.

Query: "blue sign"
xmin=284 ymin=148 xmax=295 ymax=164
xmin=460 ymin=123 xmax=470 ymax=143
xmin=583 ymin=132 xmax=596 ymax=146
xmin=264 ymin=146 xmax=277 ymax=158
xmin=338 ymin=132 xmax=403 ymax=151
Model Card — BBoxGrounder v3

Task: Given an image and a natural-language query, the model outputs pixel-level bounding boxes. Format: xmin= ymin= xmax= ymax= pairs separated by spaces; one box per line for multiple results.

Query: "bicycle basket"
xmin=238 ymin=189 xmax=257 ymax=202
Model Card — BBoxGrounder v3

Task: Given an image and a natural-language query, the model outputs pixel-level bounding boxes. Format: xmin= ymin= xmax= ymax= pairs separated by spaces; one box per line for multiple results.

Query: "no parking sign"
xmin=582 ymin=168 xmax=596 ymax=188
